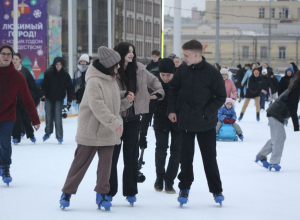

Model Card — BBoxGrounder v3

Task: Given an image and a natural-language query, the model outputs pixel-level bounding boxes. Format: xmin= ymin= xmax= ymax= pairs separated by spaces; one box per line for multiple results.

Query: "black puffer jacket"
xmin=42 ymin=57 xmax=75 ymax=102
xmin=261 ymin=75 xmax=272 ymax=92
xmin=168 ymin=57 xmax=226 ymax=132
xmin=267 ymin=86 xmax=300 ymax=131
xmin=278 ymin=67 xmax=294 ymax=96
xmin=19 ymin=65 xmax=43 ymax=106
xmin=245 ymin=70 xmax=263 ymax=99
xmin=154 ymin=74 xmax=180 ymax=132
xmin=268 ymin=73 xmax=279 ymax=94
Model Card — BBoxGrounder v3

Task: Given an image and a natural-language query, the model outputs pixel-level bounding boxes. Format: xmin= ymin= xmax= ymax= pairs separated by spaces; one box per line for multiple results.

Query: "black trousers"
xmin=155 ymin=128 xmax=181 ymax=185
xmin=109 ymin=119 xmax=140 ymax=197
xmin=178 ymin=128 xmax=223 ymax=194
xmin=140 ymin=99 xmax=157 ymax=133
xmin=12 ymin=103 xmax=34 ymax=141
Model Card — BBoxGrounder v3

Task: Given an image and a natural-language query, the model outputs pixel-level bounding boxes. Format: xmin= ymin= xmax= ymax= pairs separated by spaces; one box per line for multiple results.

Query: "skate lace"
xmin=61 ymin=193 xmax=71 ymax=201
xmin=179 ymin=190 xmax=189 ymax=198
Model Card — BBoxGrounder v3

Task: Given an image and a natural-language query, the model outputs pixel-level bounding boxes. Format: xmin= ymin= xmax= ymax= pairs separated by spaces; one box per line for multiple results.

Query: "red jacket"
xmin=0 ymin=62 xmax=40 ymax=125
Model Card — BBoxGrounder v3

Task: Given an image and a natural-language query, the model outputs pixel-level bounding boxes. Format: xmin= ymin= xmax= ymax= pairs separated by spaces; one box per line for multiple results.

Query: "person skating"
xmin=41 ymin=57 xmax=75 ymax=144
xmin=238 ymin=68 xmax=263 ymax=122
xmin=241 ymin=63 xmax=256 ymax=89
xmin=11 ymin=53 xmax=43 ymax=144
xmin=260 ymin=68 xmax=273 ymax=111
xmin=152 ymin=58 xmax=181 ymax=194
xmin=278 ymin=67 xmax=294 ymax=96
xmin=0 ymin=44 xmax=40 ymax=186
xmin=73 ymin=54 xmax=90 ymax=104
xmin=108 ymin=42 xmax=164 ymax=206
xmin=216 ymin=98 xmax=243 ymax=141
xmin=60 ymin=47 xmax=124 ymax=211
xmin=174 ymin=57 xmax=181 ymax=72
xmin=139 ymin=49 xmax=161 ymax=150
xmin=255 ymin=70 xmax=300 ymax=171
xmin=168 ymin=40 xmax=226 ymax=206
xmin=268 ymin=71 xmax=279 ymax=106
xmin=290 ymin=62 xmax=299 ymax=73
xmin=220 ymin=68 xmax=237 ymax=99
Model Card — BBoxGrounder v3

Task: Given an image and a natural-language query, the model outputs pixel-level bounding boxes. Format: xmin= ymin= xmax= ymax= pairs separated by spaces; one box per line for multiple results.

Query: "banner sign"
xmin=48 ymin=14 xmax=62 ymax=65
xmin=0 ymin=0 xmax=47 ymax=79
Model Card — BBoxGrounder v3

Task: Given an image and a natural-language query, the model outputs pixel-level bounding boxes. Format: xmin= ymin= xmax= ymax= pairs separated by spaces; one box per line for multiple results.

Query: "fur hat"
xmin=158 ymin=58 xmax=175 ymax=73
xmin=262 ymin=68 xmax=268 ymax=74
xmin=225 ymin=98 xmax=235 ymax=106
xmin=220 ymin=68 xmax=229 ymax=74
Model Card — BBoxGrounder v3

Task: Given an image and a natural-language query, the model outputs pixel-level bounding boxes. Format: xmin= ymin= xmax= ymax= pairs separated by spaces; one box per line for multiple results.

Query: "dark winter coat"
xmin=168 ymin=56 xmax=227 ymax=132
xmin=146 ymin=60 xmax=160 ymax=76
xmin=245 ymin=71 xmax=263 ymax=99
xmin=19 ymin=65 xmax=43 ymax=106
xmin=235 ymin=68 xmax=244 ymax=88
xmin=42 ymin=57 xmax=75 ymax=102
xmin=278 ymin=67 xmax=294 ymax=96
xmin=0 ymin=62 xmax=40 ymax=125
xmin=261 ymin=75 xmax=272 ymax=92
xmin=217 ymin=106 xmax=237 ymax=121
xmin=267 ymin=86 xmax=300 ymax=131
xmin=269 ymin=75 xmax=279 ymax=94
xmin=73 ymin=64 xmax=89 ymax=104
xmin=153 ymin=74 xmax=180 ymax=132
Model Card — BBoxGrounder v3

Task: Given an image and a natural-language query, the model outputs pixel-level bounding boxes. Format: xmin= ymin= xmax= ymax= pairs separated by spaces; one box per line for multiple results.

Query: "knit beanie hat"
xmin=225 ymin=98 xmax=235 ymax=106
xmin=98 ymin=46 xmax=121 ymax=68
xmin=79 ymin=54 xmax=90 ymax=64
xmin=220 ymin=68 xmax=229 ymax=75
xmin=159 ymin=58 xmax=175 ymax=73
xmin=237 ymin=64 xmax=242 ymax=69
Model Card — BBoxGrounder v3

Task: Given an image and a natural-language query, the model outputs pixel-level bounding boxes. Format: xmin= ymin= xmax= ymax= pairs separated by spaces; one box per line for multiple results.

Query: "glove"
xmin=223 ymin=119 xmax=229 ymax=124
xmin=229 ymin=119 xmax=235 ymax=124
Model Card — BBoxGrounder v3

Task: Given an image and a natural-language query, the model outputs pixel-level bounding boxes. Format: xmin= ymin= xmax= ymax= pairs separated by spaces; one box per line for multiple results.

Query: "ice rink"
xmin=1 ymin=99 xmax=299 ymax=220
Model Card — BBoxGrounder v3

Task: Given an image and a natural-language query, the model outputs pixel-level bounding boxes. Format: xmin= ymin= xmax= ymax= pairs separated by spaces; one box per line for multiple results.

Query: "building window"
xmin=154 ymin=23 xmax=160 ymax=37
xmin=154 ymin=43 xmax=160 ymax=51
xmin=136 ymin=0 xmax=144 ymax=14
xmin=154 ymin=3 xmax=160 ymax=18
xmin=298 ymin=8 xmax=300 ymax=19
xmin=126 ymin=17 xmax=134 ymax=33
xmin=260 ymin=47 xmax=267 ymax=59
xmin=242 ymin=46 xmax=249 ymax=59
xmin=279 ymin=8 xmax=289 ymax=19
xmin=145 ymin=1 xmax=152 ymax=16
xmin=136 ymin=41 xmax=143 ymax=56
xmin=145 ymin=42 xmax=151 ymax=57
xmin=271 ymin=8 xmax=275 ymax=18
xmin=137 ymin=20 xmax=143 ymax=35
xmin=278 ymin=47 xmax=286 ymax=59
xmin=259 ymin=8 xmax=265 ymax=18
xmin=145 ymin=21 xmax=151 ymax=36
xmin=126 ymin=0 xmax=134 ymax=11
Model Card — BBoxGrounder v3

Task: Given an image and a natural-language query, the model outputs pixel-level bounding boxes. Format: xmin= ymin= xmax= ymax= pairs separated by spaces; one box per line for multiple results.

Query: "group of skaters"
xmin=0 ymin=39 xmax=299 ymax=211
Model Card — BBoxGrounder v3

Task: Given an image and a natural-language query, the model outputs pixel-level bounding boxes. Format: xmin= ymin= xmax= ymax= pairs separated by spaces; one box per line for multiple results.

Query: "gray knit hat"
xmin=98 ymin=46 xmax=121 ymax=68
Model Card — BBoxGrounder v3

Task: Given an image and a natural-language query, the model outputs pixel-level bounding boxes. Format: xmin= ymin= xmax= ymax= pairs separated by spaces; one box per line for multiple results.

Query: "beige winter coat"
xmin=117 ymin=62 xmax=165 ymax=117
xmin=75 ymin=64 xmax=124 ymax=146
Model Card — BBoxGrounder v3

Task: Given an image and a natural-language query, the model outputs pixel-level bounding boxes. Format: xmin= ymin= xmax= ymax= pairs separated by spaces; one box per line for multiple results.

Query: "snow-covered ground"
xmin=1 ymin=100 xmax=299 ymax=220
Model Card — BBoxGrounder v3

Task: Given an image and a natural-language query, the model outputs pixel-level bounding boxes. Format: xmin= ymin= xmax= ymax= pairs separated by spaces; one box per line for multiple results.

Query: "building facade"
xmin=205 ymin=0 xmax=300 ymax=24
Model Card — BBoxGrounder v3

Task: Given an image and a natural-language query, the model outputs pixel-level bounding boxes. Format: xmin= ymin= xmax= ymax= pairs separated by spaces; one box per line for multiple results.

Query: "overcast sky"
xmin=164 ymin=0 xmax=206 ymax=17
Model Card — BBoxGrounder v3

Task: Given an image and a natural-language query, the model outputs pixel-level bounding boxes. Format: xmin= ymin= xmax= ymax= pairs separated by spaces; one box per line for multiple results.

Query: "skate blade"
xmin=165 ymin=191 xmax=176 ymax=194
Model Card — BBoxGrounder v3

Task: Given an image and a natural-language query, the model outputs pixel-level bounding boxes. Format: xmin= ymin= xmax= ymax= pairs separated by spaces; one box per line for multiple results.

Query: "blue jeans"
xmin=260 ymin=92 xmax=266 ymax=110
xmin=0 ymin=121 xmax=15 ymax=165
xmin=45 ymin=99 xmax=63 ymax=139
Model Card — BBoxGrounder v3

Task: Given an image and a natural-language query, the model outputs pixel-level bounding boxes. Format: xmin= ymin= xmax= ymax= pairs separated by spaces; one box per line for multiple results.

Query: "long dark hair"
xmin=114 ymin=42 xmax=138 ymax=90
xmin=107 ymin=63 xmax=119 ymax=77
xmin=288 ymin=70 xmax=300 ymax=90
xmin=290 ymin=62 xmax=299 ymax=73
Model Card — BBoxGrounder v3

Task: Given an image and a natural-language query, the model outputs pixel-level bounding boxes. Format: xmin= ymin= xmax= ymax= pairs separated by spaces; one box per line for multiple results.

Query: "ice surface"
xmin=1 ymin=99 xmax=299 ymax=220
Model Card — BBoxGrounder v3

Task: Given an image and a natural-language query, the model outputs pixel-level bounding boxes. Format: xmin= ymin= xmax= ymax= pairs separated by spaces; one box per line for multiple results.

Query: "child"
xmin=153 ymin=58 xmax=181 ymax=194
xmin=216 ymin=98 xmax=244 ymax=141
xmin=255 ymin=70 xmax=300 ymax=171
xmin=220 ymin=68 xmax=237 ymax=99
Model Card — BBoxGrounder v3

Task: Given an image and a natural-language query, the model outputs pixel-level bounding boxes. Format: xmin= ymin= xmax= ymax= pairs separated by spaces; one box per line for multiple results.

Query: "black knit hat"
xmin=237 ymin=64 xmax=242 ymax=69
xmin=158 ymin=58 xmax=175 ymax=73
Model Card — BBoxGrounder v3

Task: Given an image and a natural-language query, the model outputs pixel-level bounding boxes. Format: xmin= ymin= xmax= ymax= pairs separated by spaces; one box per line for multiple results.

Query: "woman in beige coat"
xmin=59 ymin=47 xmax=125 ymax=211
xmin=108 ymin=42 xmax=164 ymax=205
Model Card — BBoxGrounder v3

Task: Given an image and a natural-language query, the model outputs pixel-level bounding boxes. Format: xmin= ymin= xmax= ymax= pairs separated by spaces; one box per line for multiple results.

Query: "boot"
xmin=60 ymin=193 xmax=71 ymax=210
xmin=154 ymin=175 xmax=164 ymax=192
xmin=256 ymin=113 xmax=260 ymax=122
xmin=238 ymin=113 xmax=244 ymax=121
xmin=178 ymin=189 xmax=189 ymax=207
xmin=1 ymin=165 xmax=12 ymax=186
xmin=96 ymin=193 xmax=112 ymax=211
xmin=165 ymin=183 xmax=176 ymax=194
